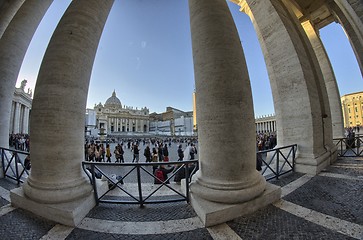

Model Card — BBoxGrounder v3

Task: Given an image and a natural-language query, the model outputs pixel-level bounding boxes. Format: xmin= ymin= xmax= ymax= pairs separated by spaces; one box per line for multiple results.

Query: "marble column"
xmin=11 ymin=0 xmax=115 ymax=226
xmin=302 ymin=20 xmax=345 ymax=139
xmin=188 ymin=0 xmax=278 ymax=227
xmin=0 ymin=0 xmax=53 ymax=148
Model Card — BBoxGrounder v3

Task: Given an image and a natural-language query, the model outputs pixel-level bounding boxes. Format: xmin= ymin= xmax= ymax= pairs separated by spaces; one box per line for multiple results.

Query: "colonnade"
xmin=255 ymin=117 xmax=276 ymax=133
xmin=10 ymin=101 xmax=30 ymax=134
xmin=107 ymin=117 xmax=149 ymax=133
xmin=0 ymin=0 xmax=360 ymax=228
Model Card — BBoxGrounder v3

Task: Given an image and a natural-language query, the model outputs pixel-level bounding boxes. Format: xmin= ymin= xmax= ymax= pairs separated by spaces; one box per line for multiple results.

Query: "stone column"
xmin=13 ymin=102 xmax=21 ymax=134
xmin=0 ymin=0 xmax=25 ymax=38
xmin=9 ymin=102 xmax=15 ymax=134
xmin=302 ymin=20 xmax=345 ymax=139
xmin=0 ymin=0 xmax=53 ymax=148
xmin=330 ymin=0 xmax=363 ymax=76
xmin=238 ymin=0 xmax=333 ymax=174
xmin=23 ymin=107 xmax=29 ymax=134
xmin=11 ymin=0 xmax=115 ymax=226
xmin=188 ymin=0 xmax=278 ymax=227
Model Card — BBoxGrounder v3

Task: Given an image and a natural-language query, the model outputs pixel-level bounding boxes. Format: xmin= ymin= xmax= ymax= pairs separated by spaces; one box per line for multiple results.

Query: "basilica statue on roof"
xmin=94 ymin=90 xmax=150 ymax=135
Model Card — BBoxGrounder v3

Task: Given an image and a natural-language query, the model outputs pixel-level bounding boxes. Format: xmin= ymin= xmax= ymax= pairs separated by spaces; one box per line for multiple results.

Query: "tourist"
xmin=119 ymin=144 xmax=125 ymax=163
xmin=132 ymin=144 xmax=140 ymax=163
xmin=114 ymin=146 xmax=120 ymax=163
xmin=158 ymin=143 xmax=164 ymax=162
xmin=189 ymin=143 xmax=197 ymax=160
xmin=177 ymin=144 xmax=184 ymax=161
xmin=163 ymin=144 xmax=169 ymax=162
xmin=154 ymin=165 xmax=175 ymax=184
xmin=144 ymin=145 xmax=151 ymax=162
xmin=106 ymin=144 xmax=112 ymax=162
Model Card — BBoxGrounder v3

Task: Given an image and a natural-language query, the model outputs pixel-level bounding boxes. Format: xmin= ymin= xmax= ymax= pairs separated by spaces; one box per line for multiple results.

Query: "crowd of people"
xmin=9 ymin=133 xmax=30 ymax=152
xmin=256 ymin=132 xmax=277 ymax=151
xmin=84 ymin=137 xmax=198 ymax=163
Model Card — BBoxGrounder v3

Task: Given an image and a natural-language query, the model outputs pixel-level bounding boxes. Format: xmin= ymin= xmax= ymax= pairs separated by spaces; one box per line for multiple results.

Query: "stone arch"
xmin=231 ymin=0 xmax=335 ymax=174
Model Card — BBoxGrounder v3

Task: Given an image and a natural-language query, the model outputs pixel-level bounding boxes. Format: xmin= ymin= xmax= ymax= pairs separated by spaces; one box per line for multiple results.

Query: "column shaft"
xmin=189 ymin=0 xmax=265 ymax=204
xmin=23 ymin=0 xmax=115 ymax=203
xmin=241 ymin=0 xmax=332 ymax=173
xmin=0 ymin=0 xmax=25 ymax=38
xmin=0 ymin=0 xmax=53 ymax=147
xmin=23 ymin=107 xmax=29 ymax=134
xmin=331 ymin=0 xmax=363 ymax=76
xmin=302 ymin=21 xmax=345 ymax=139
xmin=13 ymin=102 xmax=21 ymax=134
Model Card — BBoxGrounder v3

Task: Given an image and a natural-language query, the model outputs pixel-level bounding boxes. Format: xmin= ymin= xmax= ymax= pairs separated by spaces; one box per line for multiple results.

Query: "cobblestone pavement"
xmin=0 ymin=156 xmax=362 ymax=239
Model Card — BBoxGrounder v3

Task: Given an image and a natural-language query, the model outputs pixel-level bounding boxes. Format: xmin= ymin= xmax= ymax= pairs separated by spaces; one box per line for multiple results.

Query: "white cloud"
xmin=141 ymin=41 xmax=147 ymax=48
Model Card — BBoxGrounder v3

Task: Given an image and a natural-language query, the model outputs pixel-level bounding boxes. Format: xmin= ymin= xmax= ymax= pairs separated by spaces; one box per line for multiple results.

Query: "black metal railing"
xmin=333 ymin=135 xmax=363 ymax=157
xmin=82 ymin=160 xmax=198 ymax=207
xmin=258 ymin=144 xmax=297 ymax=181
xmin=1 ymin=144 xmax=298 ymax=204
xmin=0 ymin=147 xmax=30 ymax=184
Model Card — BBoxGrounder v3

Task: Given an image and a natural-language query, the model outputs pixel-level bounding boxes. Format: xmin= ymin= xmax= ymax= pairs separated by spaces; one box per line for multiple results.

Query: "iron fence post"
xmin=185 ymin=162 xmax=190 ymax=203
xmin=1 ymin=149 xmax=4 ymax=177
xmin=276 ymin=149 xmax=280 ymax=179
xmin=91 ymin=164 xmax=99 ymax=205
xmin=136 ymin=164 xmax=144 ymax=208
xmin=14 ymin=153 xmax=20 ymax=185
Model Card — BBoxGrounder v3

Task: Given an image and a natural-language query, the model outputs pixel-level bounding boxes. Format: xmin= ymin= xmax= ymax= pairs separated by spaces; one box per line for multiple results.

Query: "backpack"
xmin=154 ymin=169 xmax=165 ymax=184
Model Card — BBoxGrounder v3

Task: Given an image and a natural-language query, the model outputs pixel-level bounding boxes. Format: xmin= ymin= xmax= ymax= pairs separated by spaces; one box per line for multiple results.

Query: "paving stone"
xmin=283 ymin=175 xmax=363 ymax=225
xmin=0 ymin=178 xmax=20 ymax=191
xmin=0 ymin=197 xmax=9 ymax=207
xmin=66 ymin=228 xmax=213 ymax=240
xmin=0 ymin=208 xmax=56 ymax=240
xmin=322 ymin=157 xmax=363 ymax=177
xmin=269 ymin=172 xmax=305 ymax=187
xmin=227 ymin=205 xmax=355 ymax=240
xmin=87 ymin=202 xmax=197 ymax=222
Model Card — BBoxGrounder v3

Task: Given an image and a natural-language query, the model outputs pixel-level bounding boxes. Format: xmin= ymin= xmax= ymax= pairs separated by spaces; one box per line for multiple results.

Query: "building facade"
xmin=255 ymin=114 xmax=276 ymax=133
xmin=341 ymin=91 xmax=363 ymax=128
xmin=149 ymin=107 xmax=194 ymax=136
xmin=9 ymin=79 xmax=32 ymax=134
xmin=93 ymin=91 xmax=150 ymax=136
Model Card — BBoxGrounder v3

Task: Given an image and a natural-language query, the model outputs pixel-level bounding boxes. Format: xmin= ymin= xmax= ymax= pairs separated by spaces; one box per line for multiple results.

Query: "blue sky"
xmin=17 ymin=0 xmax=362 ymax=117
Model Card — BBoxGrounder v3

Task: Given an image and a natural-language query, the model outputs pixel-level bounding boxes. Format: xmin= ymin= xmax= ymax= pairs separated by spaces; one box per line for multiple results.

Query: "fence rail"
xmin=333 ymin=135 xmax=363 ymax=157
xmin=82 ymin=160 xmax=198 ymax=207
xmin=258 ymin=144 xmax=297 ymax=181
xmin=1 ymin=144 xmax=297 ymax=206
xmin=0 ymin=147 xmax=30 ymax=184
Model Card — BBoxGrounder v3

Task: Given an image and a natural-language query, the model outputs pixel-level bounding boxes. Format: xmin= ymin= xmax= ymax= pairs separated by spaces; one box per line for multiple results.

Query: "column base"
xmin=190 ymin=183 xmax=281 ymax=227
xmin=10 ymin=180 xmax=108 ymax=226
xmin=295 ymin=150 xmax=332 ymax=174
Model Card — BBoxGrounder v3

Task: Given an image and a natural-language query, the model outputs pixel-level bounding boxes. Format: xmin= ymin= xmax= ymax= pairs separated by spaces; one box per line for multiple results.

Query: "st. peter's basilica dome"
xmin=104 ymin=90 xmax=122 ymax=108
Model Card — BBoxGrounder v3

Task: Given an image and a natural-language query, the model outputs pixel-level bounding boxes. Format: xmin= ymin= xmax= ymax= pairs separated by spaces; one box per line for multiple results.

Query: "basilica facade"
xmin=9 ymin=80 xmax=32 ymax=134
xmin=93 ymin=91 xmax=150 ymax=135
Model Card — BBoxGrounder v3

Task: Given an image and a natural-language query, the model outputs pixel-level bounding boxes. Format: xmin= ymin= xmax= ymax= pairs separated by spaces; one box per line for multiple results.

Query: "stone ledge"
xmin=10 ymin=180 xmax=108 ymax=226
xmin=190 ymin=183 xmax=281 ymax=227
